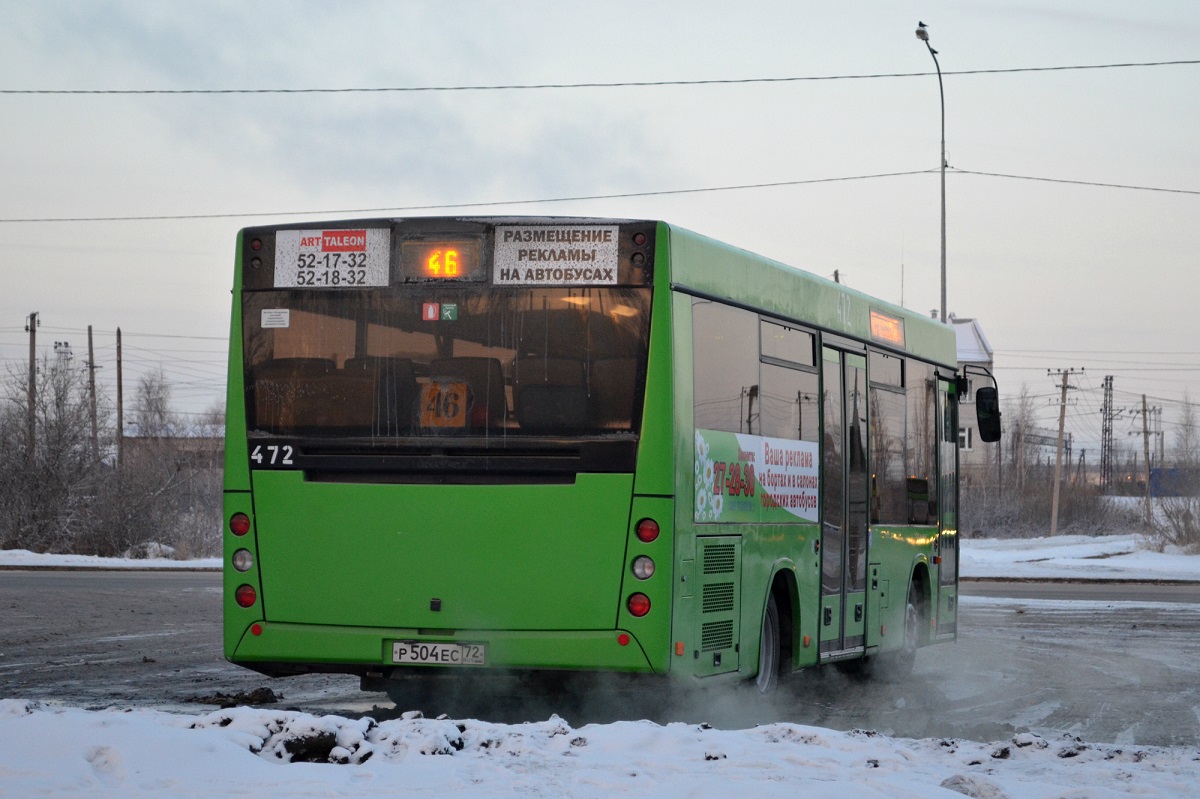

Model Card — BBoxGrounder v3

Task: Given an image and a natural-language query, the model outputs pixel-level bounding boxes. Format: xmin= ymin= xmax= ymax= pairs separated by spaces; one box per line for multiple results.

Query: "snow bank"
xmin=1 ymin=700 xmax=1196 ymax=799
xmin=0 ymin=548 xmax=220 ymax=570
xmin=960 ymin=534 xmax=1200 ymax=581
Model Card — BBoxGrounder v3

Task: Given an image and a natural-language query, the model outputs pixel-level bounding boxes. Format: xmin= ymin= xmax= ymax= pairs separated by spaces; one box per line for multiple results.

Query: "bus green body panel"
xmin=630 ymin=222 xmax=676 ymax=498
xmin=225 ymin=478 xmax=675 ymax=673
xmin=229 ymin=623 xmax=656 ymax=672
xmin=252 ymin=470 xmax=636 ymax=631
xmin=223 ymin=231 xmax=252 ymax=493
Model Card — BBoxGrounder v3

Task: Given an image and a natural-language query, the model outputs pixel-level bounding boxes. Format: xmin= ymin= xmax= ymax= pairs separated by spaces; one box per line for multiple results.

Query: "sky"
xmin=1 ymin=534 xmax=1198 ymax=797
xmin=1 ymin=1 xmax=1197 ymax=457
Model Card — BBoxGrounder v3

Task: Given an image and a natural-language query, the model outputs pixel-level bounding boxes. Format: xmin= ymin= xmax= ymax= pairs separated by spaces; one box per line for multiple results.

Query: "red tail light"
xmin=235 ymin=584 xmax=258 ymax=608
xmin=635 ymin=518 xmax=659 ymax=543
xmin=627 ymin=593 xmax=651 ymax=617
xmin=229 ymin=513 xmax=251 ymax=536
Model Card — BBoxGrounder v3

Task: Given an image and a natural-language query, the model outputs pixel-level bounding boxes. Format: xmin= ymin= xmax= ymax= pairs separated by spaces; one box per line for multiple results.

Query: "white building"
xmin=950 ymin=314 xmax=996 ymax=472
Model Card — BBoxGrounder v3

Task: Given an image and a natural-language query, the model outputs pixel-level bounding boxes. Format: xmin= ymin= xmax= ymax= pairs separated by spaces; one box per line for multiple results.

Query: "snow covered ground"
xmin=961 ymin=533 xmax=1200 ymax=582
xmin=2 ymin=698 xmax=1196 ymax=798
xmin=2 ymin=534 xmax=1197 ymax=797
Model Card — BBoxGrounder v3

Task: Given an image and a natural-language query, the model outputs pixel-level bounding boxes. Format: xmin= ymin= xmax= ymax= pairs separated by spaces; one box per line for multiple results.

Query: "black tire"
xmin=891 ymin=583 xmax=923 ymax=677
xmin=755 ymin=593 xmax=782 ymax=693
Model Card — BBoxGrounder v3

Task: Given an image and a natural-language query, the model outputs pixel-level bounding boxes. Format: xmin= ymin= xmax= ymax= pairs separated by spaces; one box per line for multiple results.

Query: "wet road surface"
xmin=2 ymin=570 xmax=1197 ymax=745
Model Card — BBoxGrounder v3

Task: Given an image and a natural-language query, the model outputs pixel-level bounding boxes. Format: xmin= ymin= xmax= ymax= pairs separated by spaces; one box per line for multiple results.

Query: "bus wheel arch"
xmin=754 ymin=569 xmax=797 ymax=694
xmin=892 ymin=562 xmax=932 ymax=676
xmin=908 ymin=561 xmax=931 ymax=647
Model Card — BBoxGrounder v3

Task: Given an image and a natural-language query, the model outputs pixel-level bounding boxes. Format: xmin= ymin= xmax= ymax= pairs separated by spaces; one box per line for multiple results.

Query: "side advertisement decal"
xmin=694 ymin=429 xmax=819 ymax=524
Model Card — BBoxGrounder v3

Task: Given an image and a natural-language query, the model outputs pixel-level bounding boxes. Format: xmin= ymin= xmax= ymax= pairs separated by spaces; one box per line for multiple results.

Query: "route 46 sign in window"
xmin=419 ymin=381 xmax=469 ymax=428
xmin=274 ymin=229 xmax=390 ymax=288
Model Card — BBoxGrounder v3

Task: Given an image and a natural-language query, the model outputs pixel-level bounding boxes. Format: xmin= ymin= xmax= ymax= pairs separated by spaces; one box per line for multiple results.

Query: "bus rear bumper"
xmin=229 ymin=621 xmax=659 ymax=677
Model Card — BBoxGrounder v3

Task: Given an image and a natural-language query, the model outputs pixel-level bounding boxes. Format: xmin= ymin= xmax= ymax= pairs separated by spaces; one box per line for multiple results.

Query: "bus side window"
xmin=906 ymin=360 xmax=938 ymax=522
xmin=692 ymin=301 xmax=758 ymax=434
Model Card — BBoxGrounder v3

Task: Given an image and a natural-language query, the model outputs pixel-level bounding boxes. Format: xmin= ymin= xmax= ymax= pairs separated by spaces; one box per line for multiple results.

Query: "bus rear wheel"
xmin=755 ymin=593 xmax=781 ymax=693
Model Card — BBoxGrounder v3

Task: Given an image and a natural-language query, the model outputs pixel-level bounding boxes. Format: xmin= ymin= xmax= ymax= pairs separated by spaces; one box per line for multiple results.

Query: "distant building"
xmin=121 ymin=422 xmax=224 ymax=470
xmin=950 ymin=314 xmax=996 ymax=473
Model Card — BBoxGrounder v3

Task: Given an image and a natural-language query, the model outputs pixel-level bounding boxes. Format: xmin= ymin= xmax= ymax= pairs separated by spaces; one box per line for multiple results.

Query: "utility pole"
xmin=1100 ymin=375 xmax=1114 ymax=492
xmin=116 ymin=327 xmax=124 ymax=471
xmin=1153 ymin=406 xmax=1164 ymax=467
xmin=1049 ymin=368 xmax=1081 ymax=536
xmin=1141 ymin=394 xmax=1153 ymax=527
xmin=25 ymin=312 xmax=39 ymax=463
xmin=87 ymin=326 xmax=100 ymax=461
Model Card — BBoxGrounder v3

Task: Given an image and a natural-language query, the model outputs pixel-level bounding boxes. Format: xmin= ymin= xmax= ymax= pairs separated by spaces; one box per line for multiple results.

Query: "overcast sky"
xmin=1 ymin=1 xmax=1196 ymax=458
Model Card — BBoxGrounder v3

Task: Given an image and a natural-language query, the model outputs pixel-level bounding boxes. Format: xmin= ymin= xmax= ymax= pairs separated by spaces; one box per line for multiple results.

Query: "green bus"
xmin=223 ymin=216 xmax=1000 ymax=698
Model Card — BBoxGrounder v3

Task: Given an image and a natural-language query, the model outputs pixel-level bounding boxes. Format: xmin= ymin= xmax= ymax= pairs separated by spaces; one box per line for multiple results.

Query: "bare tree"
xmin=199 ymin=399 xmax=226 ymax=428
xmin=0 ymin=359 xmax=222 ymax=559
xmin=134 ymin=369 xmax=176 ymax=436
xmin=0 ymin=350 xmax=107 ymax=552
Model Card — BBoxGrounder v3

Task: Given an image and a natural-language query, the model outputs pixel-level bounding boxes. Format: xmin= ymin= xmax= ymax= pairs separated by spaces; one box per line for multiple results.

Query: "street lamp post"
xmin=915 ymin=22 xmax=946 ymax=324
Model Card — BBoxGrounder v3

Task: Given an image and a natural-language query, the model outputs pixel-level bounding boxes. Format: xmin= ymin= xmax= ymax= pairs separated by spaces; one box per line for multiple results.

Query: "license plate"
xmin=392 ymin=641 xmax=486 ymax=666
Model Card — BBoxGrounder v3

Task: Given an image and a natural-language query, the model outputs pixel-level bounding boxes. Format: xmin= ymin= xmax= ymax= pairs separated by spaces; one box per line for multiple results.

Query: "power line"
xmin=0 ymin=170 xmax=934 ymax=223
xmin=4 ymin=60 xmax=1197 ymax=95
xmin=1 ymin=166 xmax=1196 ymax=225
xmin=953 ymin=168 xmax=1200 ymax=196
xmin=1002 ymin=348 xmax=1199 ymax=355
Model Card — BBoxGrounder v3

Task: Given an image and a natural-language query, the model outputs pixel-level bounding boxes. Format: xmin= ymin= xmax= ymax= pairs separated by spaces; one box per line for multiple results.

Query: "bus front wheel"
xmin=891 ymin=583 xmax=923 ymax=677
xmin=755 ymin=593 xmax=782 ymax=693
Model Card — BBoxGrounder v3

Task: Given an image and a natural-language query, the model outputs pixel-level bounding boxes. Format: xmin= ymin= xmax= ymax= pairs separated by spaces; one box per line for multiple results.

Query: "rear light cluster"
xmin=230 ymin=512 xmax=258 ymax=607
xmin=626 ymin=517 xmax=660 ymax=617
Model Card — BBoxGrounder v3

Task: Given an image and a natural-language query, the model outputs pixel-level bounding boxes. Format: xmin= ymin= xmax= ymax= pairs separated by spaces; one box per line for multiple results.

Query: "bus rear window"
xmin=242 ymin=286 xmax=651 ymax=440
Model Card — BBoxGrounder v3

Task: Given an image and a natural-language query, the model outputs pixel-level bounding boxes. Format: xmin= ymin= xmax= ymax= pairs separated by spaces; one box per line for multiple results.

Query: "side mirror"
xmin=975 ymin=386 xmax=1002 ymax=443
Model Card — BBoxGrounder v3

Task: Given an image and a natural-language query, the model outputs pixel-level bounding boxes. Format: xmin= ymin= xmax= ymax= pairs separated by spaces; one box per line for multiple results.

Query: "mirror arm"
xmin=960 ymin=364 xmax=998 ymax=391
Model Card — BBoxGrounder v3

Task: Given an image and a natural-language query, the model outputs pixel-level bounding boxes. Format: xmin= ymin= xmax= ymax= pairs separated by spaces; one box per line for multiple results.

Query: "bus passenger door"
xmin=936 ymin=377 xmax=959 ymax=640
xmin=819 ymin=347 xmax=869 ymax=660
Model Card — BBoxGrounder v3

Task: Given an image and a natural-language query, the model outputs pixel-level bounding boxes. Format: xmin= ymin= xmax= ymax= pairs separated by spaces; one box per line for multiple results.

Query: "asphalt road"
xmin=1 ymin=570 xmax=1197 ymax=746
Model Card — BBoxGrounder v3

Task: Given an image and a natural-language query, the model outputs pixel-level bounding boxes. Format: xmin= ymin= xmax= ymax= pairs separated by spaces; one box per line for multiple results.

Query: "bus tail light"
xmin=235 ymin=584 xmax=258 ymax=608
xmin=229 ymin=513 xmax=251 ymax=536
xmin=232 ymin=549 xmax=254 ymax=572
xmin=632 ymin=555 xmax=655 ymax=580
xmin=635 ymin=518 xmax=659 ymax=543
xmin=627 ymin=593 xmax=651 ymax=617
